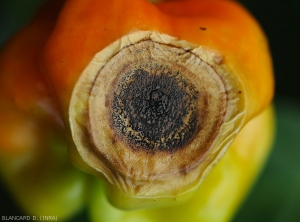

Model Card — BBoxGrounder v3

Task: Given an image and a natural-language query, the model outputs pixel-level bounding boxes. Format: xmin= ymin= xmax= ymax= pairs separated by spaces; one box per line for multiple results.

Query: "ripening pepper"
xmin=0 ymin=0 xmax=274 ymax=221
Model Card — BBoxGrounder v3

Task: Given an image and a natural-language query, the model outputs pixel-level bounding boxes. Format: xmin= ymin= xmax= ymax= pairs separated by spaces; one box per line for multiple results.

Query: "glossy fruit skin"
xmin=0 ymin=0 xmax=274 ymax=221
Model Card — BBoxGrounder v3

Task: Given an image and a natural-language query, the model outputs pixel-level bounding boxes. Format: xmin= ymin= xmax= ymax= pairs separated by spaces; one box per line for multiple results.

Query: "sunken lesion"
xmin=109 ymin=64 xmax=202 ymax=152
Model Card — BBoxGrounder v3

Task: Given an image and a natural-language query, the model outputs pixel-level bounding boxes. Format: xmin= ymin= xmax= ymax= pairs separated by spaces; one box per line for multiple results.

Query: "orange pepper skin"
xmin=157 ymin=0 xmax=274 ymax=120
xmin=0 ymin=1 xmax=89 ymax=220
xmin=41 ymin=0 xmax=168 ymax=122
xmin=42 ymin=0 xmax=273 ymax=125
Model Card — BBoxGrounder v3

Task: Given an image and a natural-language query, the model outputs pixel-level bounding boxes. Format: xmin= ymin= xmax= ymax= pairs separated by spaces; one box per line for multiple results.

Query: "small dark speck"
xmin=200 ymin=27 xmax=207 ymax=31
xmin=238 ymin=91 xmax=242 ymax=94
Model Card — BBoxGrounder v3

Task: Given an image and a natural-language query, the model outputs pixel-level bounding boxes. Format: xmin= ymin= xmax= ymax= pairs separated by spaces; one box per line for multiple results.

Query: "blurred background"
xmin=0 ymin=0 xmax=299 ymax=221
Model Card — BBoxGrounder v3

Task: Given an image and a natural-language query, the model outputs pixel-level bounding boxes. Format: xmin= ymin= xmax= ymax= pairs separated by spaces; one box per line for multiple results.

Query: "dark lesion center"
xmin=148 ymin=88 xmax=169 ymax=118
xmin=110 ymin=66 xmax=200 ymax=152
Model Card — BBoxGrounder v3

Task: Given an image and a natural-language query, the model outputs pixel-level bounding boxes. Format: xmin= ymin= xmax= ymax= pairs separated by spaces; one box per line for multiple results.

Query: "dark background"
xmin=0 ymin=0 xmax=299 ymax=221
xmin=233 ymin=1 xmax=300 ymax=221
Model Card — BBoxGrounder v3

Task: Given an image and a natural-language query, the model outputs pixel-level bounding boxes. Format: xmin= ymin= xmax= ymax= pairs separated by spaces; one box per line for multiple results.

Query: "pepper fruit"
xmin=0 ymin=0 xmax=274 ymax=220
xmin=0 ymin=1 xmax=89 ymax=220
xmin=41 ymin=0 xmax=274 ymax=209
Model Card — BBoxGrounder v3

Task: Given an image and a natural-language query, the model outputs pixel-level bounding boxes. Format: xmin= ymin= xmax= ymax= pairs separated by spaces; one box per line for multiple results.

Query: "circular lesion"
xmin=88 ymin=39 xmax=228 ymax=171
xmin=70 ymin=31 xmax=244 ymax=198
xmin=109 ymin=65 xmax=201 ymax=152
